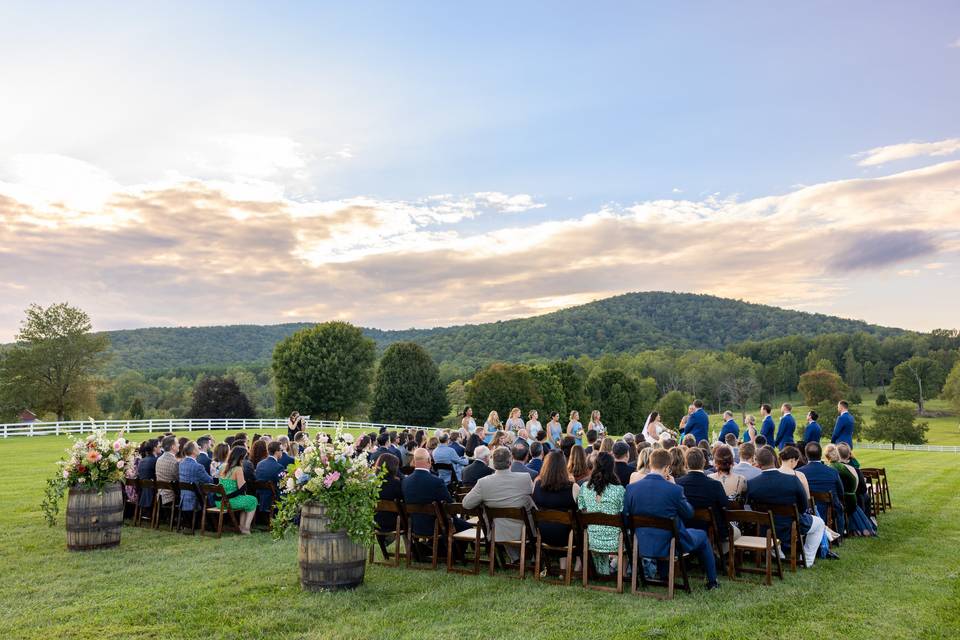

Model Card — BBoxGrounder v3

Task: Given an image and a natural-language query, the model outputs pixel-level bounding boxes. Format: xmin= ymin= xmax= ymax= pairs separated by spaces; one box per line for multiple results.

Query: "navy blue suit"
xmin=745 ymin=470 xmax=813 ymax=548
xmin=797 ymin=460 xmax=845 ymax=532
xmin=676 ymin=471 xmax=731 ymax=541
xmin=718 ymin=420 xmax=739 ymax=443
xmin=774 ymin=414 xmax=796 ymax=450
xmin=196 ymin=451 xmax=212 ymax=474
xmin=136 ymin=454 xmax=157 ymax=508
xmin=831 ymin=412 xmax=855 ymax=448
xmin=402 ymin=469 xmax=453 ymax=536
xmin=178 ymin=457 xmax=212 ymax=512
xmin=683 ymin=408 xmax=709 ymax=444
xmin=278 ymin=452 xmax=295 ymax=469
xmin=622 ymin=474 xmax=717 ymax=583
xmin=760 ymin=415 xmax=776 ymax=443
xmin=254 ymin=456 xmax=285 ymax=512
xmin=802 ymin=421 xmax=822 ymax=445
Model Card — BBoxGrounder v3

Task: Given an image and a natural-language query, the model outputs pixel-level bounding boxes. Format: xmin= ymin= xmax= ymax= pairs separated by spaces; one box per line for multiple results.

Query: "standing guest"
xmin=743 ymin=414 xmax=758 ymax=443
xmin=566 ymin=410 xmax=584 ymax=446
xmin=210 ymin=443 xmax=230 ymax=478
xmin=798 ymin=442 xmax=846 ymax=535
xmin=576 ymin=452 xmax=625 ymax=576
xmin=277 ymin=436 xmax=296 ymax=468
xmin=567 ymin=446 xmax=590 ymax=485
xmin=682 ymin=400 xmax=709 ymax=444
xmin=505 ymin=408 xmax=525 ymax=434
xmin=588 ymin=410 xmax=605 ymax=438
xmin=533 ymin=451 xmax=579 ymax=567
xmin=460 ymin=407 xmax=477 ymax=439
xmin=196 ymin=435 xmax=214 ymax=474
xmin=775 ymin=403 xmax=796 ymax=450
xmin=178 ymin=441 xmax=213 ymax=515
xmin=483 ymin=411 xmax=502 ymax=445
xmin=612 ymin=441 xmax=634 ymax=486
xmin=254 ymin=442 xmax=286 ymax=512
xmin=778 ymin=446 xmax=811 ymax=500
xmin=623 ymin=448 xmax=719 ymax=589
xmin=433 ymin=432 xmax=469 ymax=483
xmin=250 ymin=439 xmax=269 ymax=469
xmin=709 ymin=445 xmax=747 ymax=499
xmin=546 ymin=412 xmax=564 ymax=447
xmin=759 ymin=404 xmax=776 ymax=443
xmin=287 ymin=411 xmax=305 ymax=440
xmin=510 ymin=443 xmax=538 ymax=480
xmin=745 ymin=447 xmax=826 ymax=567
xmin=462 ymin=445 xmax=494 ymax=484
xmin=677 ymin=448 xmax=735 ymax=546
xmin=463 ymin=447 xmax=535 ymax=561
xmin=217 ymin=447 xmax=257 ymax=534
xmin=629 ymin=447 xmax=653 ymax=484
xmin=732 ymin=442 xmax=761 ymax=481
xmin=156 ymin=436 xmax=180 ymax=506
xmin=526 ymin=441 xmax=545 ymax=476
xmin=525 ymin=410 xmax=543 ymax=441
xmin=374 ymin=454 xmax=403 ymax=535
xmin=831 ymin=400 xmax=855 ymax=448
xmin=718 ymin=411 xmax=739 ymax=443
xmin=802 ymin=410 xmax=822 ymax=446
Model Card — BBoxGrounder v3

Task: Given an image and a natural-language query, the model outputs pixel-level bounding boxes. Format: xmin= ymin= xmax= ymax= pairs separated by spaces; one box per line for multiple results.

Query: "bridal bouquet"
xmin=271 ymin=421 xmax=385 ymax=545
xmin=41 ymin=430 xmax=138 ymax=526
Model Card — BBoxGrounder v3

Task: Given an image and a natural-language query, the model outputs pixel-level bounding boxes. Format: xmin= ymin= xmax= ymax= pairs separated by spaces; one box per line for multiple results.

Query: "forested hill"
xmin=100 ymin=292 xmax=905 ymax=372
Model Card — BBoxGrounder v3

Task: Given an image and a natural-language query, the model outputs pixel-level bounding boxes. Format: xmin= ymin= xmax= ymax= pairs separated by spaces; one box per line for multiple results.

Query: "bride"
xmin=641 ymin=411 xmax=669 ymax=444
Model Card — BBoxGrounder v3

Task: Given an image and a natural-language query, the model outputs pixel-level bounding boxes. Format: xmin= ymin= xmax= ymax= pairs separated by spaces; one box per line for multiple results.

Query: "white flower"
xmin=285 ymin=477 xmax=296 ymax=492
xmin=341 ymin=433 xmax=354 ymax=444
xmin=77 ymin=477 xmax=86 ymax=484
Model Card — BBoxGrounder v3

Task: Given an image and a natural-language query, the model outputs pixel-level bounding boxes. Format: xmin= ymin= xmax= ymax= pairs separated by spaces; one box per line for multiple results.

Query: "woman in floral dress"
xmin=577 ymin=452 xmax=625 ymax=575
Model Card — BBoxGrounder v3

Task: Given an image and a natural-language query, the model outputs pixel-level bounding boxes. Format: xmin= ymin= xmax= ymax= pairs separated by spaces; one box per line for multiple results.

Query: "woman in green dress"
xmin=218 ymin=446 xmax=258 ymax=534
xmin=577 ymin=452 xmax=625 ymax=575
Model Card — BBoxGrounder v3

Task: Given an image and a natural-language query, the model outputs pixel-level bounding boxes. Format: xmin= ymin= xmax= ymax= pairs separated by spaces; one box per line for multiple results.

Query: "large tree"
xmin=369 ymin=342 xmax=449 ymax=427
xmin=656 ymin=390 xmax=693 ymax=433
xmin=583 ymin=369 xmax=648 ymax=435
xmin=864 ymin=403 xmax=928 ymax=448
xmin=0 ymin=303 xmax=109 ymax=421
xmin=943 ymin=360 xmax=960 ymax=415
xmin=272 ymin=321 xmax=376 ymax=419
xmin=797 ymin=369 xmax=848 ymax=407
xmin=187 ymin=377 xmax=256 ymax=419
xmin=888 ymin=356 xmax=946 ymax=413
xmin=466 ymin=363 xmax=542 ymax=421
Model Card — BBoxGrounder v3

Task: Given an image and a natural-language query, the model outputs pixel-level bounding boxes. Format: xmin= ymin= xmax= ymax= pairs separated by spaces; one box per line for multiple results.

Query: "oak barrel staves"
xmin=298 ymin=501 xmax=366 ymax=591
xmin=65 ymin=484 xmax=124 ymax=551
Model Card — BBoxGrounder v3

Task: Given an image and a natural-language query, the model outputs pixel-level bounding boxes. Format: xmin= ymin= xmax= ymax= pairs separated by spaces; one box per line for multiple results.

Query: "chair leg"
xmin=666 ymin=539 xmax=676 ymax=600
xmin=581 ymin=531 xmax=589 ymax=587
xmin=764 ymin=546 xmax=772 ymax=586
xmin=518 ymin=531 xmax=526 ymax=580
xmin=630 ymin=536 xmax=639 ymax=594
xmin=564 ymin=531 xmax=574 ymax=587
xmin=615 ymin=535 xmax=623 ymax=594
xmin=534 ymin=535 xmax=542 ymax=582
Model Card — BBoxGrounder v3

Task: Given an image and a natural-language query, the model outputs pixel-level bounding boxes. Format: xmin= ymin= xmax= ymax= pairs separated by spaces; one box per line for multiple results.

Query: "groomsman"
xmin=831 ymin=400 xmax=855 ymax=448
xmin=774 ymin=403 xmax=796 ymax=450
xmin=759 ymin=404 xmax=776 ymax=443
xmin=803 ymin=410 xmax=822 ymax=445
xmin=717 ymin=411 xmax=739 ymax=443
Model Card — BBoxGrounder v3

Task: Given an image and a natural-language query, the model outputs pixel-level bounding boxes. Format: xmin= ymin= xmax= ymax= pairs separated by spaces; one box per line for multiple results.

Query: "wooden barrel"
xmin=65 ymin=484 xmax=124 ymax=551
xmin=298 ymin=501 xmax=366 ymax=591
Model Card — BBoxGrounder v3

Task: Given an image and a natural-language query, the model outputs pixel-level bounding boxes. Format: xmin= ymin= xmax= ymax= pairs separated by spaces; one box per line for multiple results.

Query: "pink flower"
xmin=116 ymin=460 xmax=125 ymax=469
xmin=294 ymin=468 xmax=304 ymax=480
xmin=323 ymin=471 xmax=340 ymax=488
xmin=113 ymin=439 xmax=125 ymax=451
xmin=87 ymin=451 xmax=102 ymax=463
xmin=63 ymin=469 xmax=70 ymax=479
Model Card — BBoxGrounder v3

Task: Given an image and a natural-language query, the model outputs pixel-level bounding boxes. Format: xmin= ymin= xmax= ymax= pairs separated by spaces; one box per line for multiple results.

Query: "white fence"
xmin=0 ymin=418 xmax=424 ymax=438
xmin=852 ymin=442 xmax=960 ymax=453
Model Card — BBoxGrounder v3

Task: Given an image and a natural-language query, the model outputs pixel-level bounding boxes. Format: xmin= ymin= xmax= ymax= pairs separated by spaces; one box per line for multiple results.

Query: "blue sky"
xmin=0 ymin=2 xmax=958 ymax=338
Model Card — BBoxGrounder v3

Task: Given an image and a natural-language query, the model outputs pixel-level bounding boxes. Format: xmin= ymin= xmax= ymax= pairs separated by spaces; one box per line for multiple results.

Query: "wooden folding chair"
xmin=877 ymin=467 xmax=892 ymax=510
xmin=484 ymin=506 xmax=535 ymax=579
xmin=175 ymin=481 xmax=203 ymax=534
xmin=627 ymin=514 xmax=691 ymax=600
xmin=370 ymin=499 xmax=407 ymax=567
xmin=532 ymin=509 xmax=578 ymax=586
xmin=404 ymin=502 xmax=445 ymax=570
xmin=861 ymin=468 xmax=889 ymax=514
xmin=725 ymin=509 xmax=783 ymax=585
xmin=750 ymin=502 xmax=806 ymax=571
xmin=153 ymin=480 xmax=180 ymax=531
xmin=198 ymin=483 xmax=240 ymax=538
xmin=810 ymin=491 xmax=841 ymax=545
xmin=432 ymin=463 xmax=460 ymax=494
xmin=692 ymin=507 xmax=722 ymax=557
xmin=453 ymin=483 xmax=474 ymax=501
xmin=251 ymin=480 xmax=278 ymax=530
xmin=133 ymin=478 xmax=157 ymax=527
xmin=579 ymin=512 xmax=627 ymax=593
xmin=123 ymin=478 xmax=139 ymax=521
xmin=445 ymin=503 xmax=487 ymax=575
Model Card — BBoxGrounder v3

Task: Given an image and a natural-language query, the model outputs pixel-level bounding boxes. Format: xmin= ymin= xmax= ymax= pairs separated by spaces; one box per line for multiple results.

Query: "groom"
xmin=682 ymin=400 xmax=709 ymax=444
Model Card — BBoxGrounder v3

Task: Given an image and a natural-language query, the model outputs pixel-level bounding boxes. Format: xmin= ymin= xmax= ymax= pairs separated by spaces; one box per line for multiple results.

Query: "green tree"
xmin=547 ymin=360 xmax=587 ymax=413
xmin=943 ymin=361 xmax=960 ymax=414
xmin=187 ymin=377 xmax=256 ymax=418
xmin=888 ymin=356 xmax=946 ymax=413
xmin=369 ymin=342 xmax=449 ymax=427
xmin=843 ymin=348 xmax=864 ymax=389
xmin=863 ymin=361 xmax=878 ymax=391
xmin=584 ymin=369 xmax=644 ymax=435
xmin=772 ymin=351 xmax=800 ymax=398
xmin=864 ymin=403 xmax=928 ymax=448
xmin=530 ymin=365 xmax=567 ymax=418
xmin=272 ymin=322 xmax=376 ymax=419
xmin=128 ymin=398 xmax=145 ymax=420
xmin=656 ymin=390 xmax=693 ymax=433
xmin=466 ymin=363 xmax=542 ymax=421
xmin=445 ymin=379 xmax=467 ymax=415
xmin=797 ymin=369 xmax=848 ymax=407
xmin=0 ymin=303 xmax=110 ymax=421
xmin=875 ymin=392 xmax=888 ymax=406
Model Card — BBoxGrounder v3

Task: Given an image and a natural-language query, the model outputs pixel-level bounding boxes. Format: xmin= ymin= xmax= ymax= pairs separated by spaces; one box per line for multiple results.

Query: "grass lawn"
xmin=1 ymin=432 xmax=958 ymax=640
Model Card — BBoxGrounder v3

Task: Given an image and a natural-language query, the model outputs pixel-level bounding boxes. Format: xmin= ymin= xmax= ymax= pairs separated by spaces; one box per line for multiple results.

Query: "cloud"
xmin=854 ymin=138 xmax=960 ymax=166
xmin=0 ymin=159 xmax=958 ymax=339
xmin=950 ymin=38 xmax=960 ymax=48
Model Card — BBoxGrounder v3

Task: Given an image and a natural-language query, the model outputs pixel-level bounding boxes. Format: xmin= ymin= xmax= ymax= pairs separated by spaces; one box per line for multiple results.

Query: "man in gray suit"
xmin=156 ymin=435 xmax=180 ymax=505
xmin=463 ymin=447 xmax=534 ymax=560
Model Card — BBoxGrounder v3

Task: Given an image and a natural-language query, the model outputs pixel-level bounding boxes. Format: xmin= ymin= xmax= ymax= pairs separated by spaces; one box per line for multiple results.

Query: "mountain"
xmin=100 ymin=292 xmax=906 ymax=373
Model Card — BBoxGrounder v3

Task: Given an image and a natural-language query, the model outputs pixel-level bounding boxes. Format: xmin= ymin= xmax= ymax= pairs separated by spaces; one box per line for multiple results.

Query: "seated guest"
xmin=599 ymin=437 xmax=614 ymax=453
xmin=629 ymin=447 xmax=652 ymax=484
xmin=462 ymin=446 xmax=494 ymax=484
xmin=723 ymin=433 xmax=740 ymax=463
xmin=623 ymin=448 xmax=719 ymax=589
xmin=236 ymin=444 xmax=256 ymax=486
xmin=448 ymin=432 xmax=466 ymax=457
xmin=559 ymin=436 xmax=577 ymax=459
xmin=217 ymin=446 xmax=257 ymax=534
xmin=682 ymin=434 xmax=697 ymax=448
xmin=254 ymin=441 xmax=286 ymax=512
xmin=585 ymin=429 xmax=599 ymax=451
xmin=387 ymin=431 xmax=404 ymax=460
xmin=401 ymin=441 xmax=417 ymax=468
xmin=732 ymin=442 xmax=761 ymax=481
xmin=718 ymin=411 xmax=740 ymax=443
xmin=176 ymin=436 xmax=189 ymax=460
xmin=463 ymin=433 xmax=483 ymax=458
xmin=433 ymin=432 xmax=469 ymax=483
xmin=374 ymin=454 xmax=403 ymax=536
xmin=178 ymin=441 xmax=213 ymax=515
xmin=669 ymin=447 xmax=687 ymax=480
xmin=798 ymin=442 xmax=846 ymax=535
xmin=754 ymin=434 xmax=768 ymax=448
xmin=612 ymin=441 xmax=634 ymax=486
xmin=698 ymin=441 xmax=714 ymax=473
xmin=463 ymin=447 xmax=535 ymax=560
xmin=403 ymin=448 xmax=469 ymax=539
xmin=533 ymin=450 xmax=579 ymax=565
xmin=622 ymin=433 xmax=637 ymax=464
xmin=709 ymin=445 xmax=746 ymax=499
xmin=368 ymin=433 xmax=393 ymax=465
xmin=277 ymin=436 xmax=296 ymax=469
xmin=677 ymin=448 xmax=735 ymax=544
xmin=567 ymin=446 xmax=590 ymax=485
xmin=510 ymin=443 xmax=538 ymax=480
xmin=209 ymin=443 xmax=230 ymax=478
xmin=825 ymin=444 xmax=877 ymax=537
xmin=803 ymin=410 xmax=823 ymax=446
xmin=526 ymin=441 xmax=545 ymax=476
xmin=250 ymin=439 xmax=268 ymax=469
xmin=156 ymin=435 xmax=180 ymax=505
xmin=196 ymin=435 xmax=214 ymax=474
xmin=745 ymin=447 xmax=826 ymax=567
xmin=778 ymin=446 xmax=811 ymax=500
xmin=576 ymin=452 xmax=625 ymax=576
xmin=535 ymin=428 xmax=551 ymax=453
xmin=137 ymin=439 xmax=160 ymax=509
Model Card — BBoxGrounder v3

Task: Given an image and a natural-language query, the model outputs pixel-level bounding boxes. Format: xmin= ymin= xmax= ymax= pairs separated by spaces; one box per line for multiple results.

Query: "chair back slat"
xmin=533 ymin=509 xmax=576 ymax=526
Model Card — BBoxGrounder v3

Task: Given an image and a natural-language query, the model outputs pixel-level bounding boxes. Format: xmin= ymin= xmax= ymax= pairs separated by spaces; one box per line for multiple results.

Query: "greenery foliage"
xmin=888 ymin=356 xmax=947 ymax=413
xmin=797 ymin=369 xmax=849 ymax=407
xmin=187 ymin=377 xmax=256 ymax=419
xmin=943 ymin=361 xmax=960 ymax=414
xmin=369 ymin=342 xmax=449 ymax=427
xmin=465 ymin=363 xmax=542 ymax=420
xmin=656 ymin=390 xmax=693 ymax=431
xmin=865 ymin=403 xmax=929 ymax=447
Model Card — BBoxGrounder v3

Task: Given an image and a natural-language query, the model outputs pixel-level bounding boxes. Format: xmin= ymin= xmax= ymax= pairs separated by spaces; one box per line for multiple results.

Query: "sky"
xmin=1 ymin=1 xmax=959 ymax=341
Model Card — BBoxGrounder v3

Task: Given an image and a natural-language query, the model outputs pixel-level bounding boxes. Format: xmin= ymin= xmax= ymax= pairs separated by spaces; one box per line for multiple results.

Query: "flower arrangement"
xmin=272 ymin=421 xmax=385 ymax=545
xmin=41 ymin=430 xmax=138 ymax=526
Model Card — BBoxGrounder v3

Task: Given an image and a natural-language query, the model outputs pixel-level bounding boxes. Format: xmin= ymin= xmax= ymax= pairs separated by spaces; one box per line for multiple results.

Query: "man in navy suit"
xmin=623 ymin=448 xmax=719 ymax=589
xmin=178 ymin=441 xmax=213 ymax=513
xmin=402 ymin=448 xmax=469 ymax=537
xmin=802 ymin=410 xmax=822 ymax=446
xmin=682 ymin=400 xmax=709 ymax=444
xmin=448 ymin=432 xmax=466 ymax=457
xmin=717 ymin=411 xmax=739 ymax=443
xmin=798 ymin=441 xmax=845 ymax=536
xmin=831 ymin=400 xmax=855 ymax=448
xmin=196 ymin=435 xmax=213 ymax=474
xmin=368 ymin=433 xmax=393 ymax=465
xmin=676 ymin=448 xmax=733 ymax=544
xmin=526 ymin=441 xmax=545 ymax=477
xmin=759 ymin=404 xmax=776 ymax=443
xmin=745 ymin=448 xmax=826 ymax=567
xmin=774 ymin=403 xmax=796 ymax=450
xmin=137 ymin=438 xmax=160 ymax=510
xmin=277 ymin=436 xmax=296 ymax=469
xmin=254 ymin=442 xmax=286 ymax=513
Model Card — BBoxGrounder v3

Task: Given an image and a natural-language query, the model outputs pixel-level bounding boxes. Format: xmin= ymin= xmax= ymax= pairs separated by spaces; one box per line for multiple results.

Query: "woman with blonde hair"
xmin=599 ymin=437 xmax=614 ymax=453
xmin=629 ymin=447 xmax=653 ymax=484
xmin=489 ymin=430 xmax=509 ymax=450
xmin=525 ymin=409 xmax=542 ymax=440
xmin=566 ymin=410 xmax=584 ymax=447
xmin=505 ymin=407 xmax=524 ymax=433
xmin=588 ymin=410 xmax=605 ymax=438
xmin=483 ymin=410 xmax=501 ymax=445
xmin=669 ymin=447 xmax=687 ymax=480
xmin=744 ymin=414 xmax=758 ymax=442
xmin=567 ymin=445 xmax=590 ymax=485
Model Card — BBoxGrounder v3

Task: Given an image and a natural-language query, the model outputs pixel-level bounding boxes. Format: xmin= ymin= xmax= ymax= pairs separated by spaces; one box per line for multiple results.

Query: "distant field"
xmin=0 ymin=434 xmax=958 ymax=640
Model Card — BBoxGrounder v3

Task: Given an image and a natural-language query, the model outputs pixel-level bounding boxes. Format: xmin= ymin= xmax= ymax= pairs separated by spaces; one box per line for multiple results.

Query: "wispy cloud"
xmin=854 ymin=138 xmax=960 ymax=166
xmin=949 ymin=38 xmax=960 ymax=48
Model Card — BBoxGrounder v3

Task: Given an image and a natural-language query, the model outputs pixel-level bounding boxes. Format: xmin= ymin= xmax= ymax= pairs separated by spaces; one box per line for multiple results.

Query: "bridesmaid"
xmin=460 ymin=407 xmax=477 ymax=440
xmin=483 ymin=410 xmax=501 ymax=445
xmin=546 ymin=412 xmax=563 ymax=446
xmin=525 ymin=410 xmax=542 ymax=440
xmin=505 ymin=407 xmax=524 ymax=434
xmin=566 ymin=410 xmax=584 ymax=446
xmin=588 ymin=410 xmax=605 ymax=438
